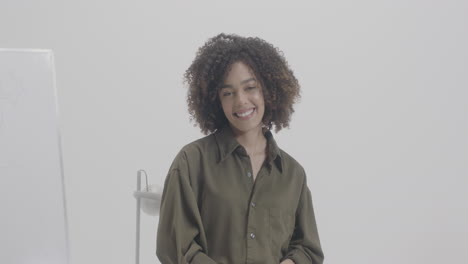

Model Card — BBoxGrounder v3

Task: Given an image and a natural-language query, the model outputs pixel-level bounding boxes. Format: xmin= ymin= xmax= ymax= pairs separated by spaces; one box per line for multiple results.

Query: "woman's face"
xmin=218 ymin=61 xmax=265 ymax=135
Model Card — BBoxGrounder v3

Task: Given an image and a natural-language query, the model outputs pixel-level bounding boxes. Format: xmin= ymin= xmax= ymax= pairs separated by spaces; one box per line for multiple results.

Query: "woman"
xmin=156 ymin=33 xmax=324 ymax=264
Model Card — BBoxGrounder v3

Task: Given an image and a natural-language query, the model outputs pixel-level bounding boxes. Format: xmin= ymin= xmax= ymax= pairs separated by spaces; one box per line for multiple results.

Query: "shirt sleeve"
xmin=281 ymin=168 xmax=325 ymax=264
xmin=156 ymin=150 xmax=217 ymax=264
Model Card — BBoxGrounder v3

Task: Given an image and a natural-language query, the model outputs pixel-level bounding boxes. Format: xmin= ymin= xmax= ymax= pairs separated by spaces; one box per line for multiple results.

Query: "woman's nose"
xmin=234 ymin=90 xmax=248 ymax=104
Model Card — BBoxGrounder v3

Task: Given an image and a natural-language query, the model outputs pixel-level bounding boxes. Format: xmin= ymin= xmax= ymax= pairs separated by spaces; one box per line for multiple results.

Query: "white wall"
xmin=1 ymin=0 xmax=467 ymax=263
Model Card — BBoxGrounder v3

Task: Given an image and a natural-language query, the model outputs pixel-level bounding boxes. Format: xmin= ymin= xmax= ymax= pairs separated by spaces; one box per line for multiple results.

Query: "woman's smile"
xmin=234 ymin=107 xmax=256 ymax=119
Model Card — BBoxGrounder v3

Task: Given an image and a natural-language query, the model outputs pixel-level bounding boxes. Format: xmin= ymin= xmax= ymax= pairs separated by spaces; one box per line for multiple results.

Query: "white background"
xmin=1 ymin=0 xmax=467 ymax=263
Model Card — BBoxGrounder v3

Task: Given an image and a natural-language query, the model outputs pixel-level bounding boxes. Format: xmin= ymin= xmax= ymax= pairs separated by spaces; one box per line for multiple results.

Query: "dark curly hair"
xmin=184 ymin=33 xmax=301 ymax=135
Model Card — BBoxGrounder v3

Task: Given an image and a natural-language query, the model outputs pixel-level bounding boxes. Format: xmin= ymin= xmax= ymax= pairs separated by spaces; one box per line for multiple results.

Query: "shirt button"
xmin=250 ymin=233 xmax=256 ymax=239
xmin=251 ymin=202 xmax=256 ymax=208
xmin=247 ymin=172 xmax=252 ymax=177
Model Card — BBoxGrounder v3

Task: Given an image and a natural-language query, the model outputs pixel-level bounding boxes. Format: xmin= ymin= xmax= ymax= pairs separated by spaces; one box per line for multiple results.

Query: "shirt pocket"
xmin=269 ymin=208 xmax=295 ymax=258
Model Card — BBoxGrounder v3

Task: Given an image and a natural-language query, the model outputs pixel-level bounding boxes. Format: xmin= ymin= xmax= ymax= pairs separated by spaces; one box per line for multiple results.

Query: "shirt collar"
xmin=214 ymin=125 xmax=283 ymax=173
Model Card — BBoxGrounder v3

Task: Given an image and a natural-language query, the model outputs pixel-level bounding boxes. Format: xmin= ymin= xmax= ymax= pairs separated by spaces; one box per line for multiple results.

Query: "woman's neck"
xmin=230 ymin=125 xmax=267 ymax=156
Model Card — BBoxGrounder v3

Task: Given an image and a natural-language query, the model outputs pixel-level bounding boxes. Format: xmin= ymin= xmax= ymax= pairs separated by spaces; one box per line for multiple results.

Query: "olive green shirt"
xmin=156 ymin=125 xmax=324 ymax=264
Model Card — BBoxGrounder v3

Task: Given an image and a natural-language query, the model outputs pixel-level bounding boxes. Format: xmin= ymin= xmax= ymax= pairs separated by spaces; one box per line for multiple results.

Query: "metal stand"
xmin=133 ymin=170 xmax=162 ymax=264
xmin=134 ymin=170 xmax=145 ymax=264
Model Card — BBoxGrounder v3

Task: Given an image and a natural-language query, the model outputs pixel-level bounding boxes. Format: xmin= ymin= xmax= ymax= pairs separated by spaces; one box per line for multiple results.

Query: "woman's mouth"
xmin=234 ymin=108 xmax=255 ymax=120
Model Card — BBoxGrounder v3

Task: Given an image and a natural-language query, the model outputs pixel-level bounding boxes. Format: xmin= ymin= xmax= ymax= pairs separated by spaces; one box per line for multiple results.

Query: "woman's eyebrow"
xmin=219 ymin=78 xmax=256 ymax=89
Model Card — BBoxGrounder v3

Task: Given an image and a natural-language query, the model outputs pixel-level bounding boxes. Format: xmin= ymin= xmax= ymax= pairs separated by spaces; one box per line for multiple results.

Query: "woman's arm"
xmin=156 ymin=151 xmax=217 ymax=264
xmin=281 ymin=168 xmax=324 ymax=264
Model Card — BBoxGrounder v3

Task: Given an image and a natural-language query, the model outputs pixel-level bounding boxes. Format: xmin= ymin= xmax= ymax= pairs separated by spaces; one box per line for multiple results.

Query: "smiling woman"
xmin=156 ymin=33 xmax=324 ymax=264
xmin=184 ymin=33 xmax=301 ymax=135
xmin=218 ymin=62 xmax=265 ymax=138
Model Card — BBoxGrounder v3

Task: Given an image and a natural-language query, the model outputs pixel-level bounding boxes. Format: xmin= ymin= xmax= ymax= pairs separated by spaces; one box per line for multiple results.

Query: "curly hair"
xmin=184 ymin=33 xmax=301 ymax=135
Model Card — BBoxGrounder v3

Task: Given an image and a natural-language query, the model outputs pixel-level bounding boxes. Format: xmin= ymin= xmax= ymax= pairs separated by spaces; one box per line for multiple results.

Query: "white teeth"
xmin=236 ymin=108 xmax=254 ymax=117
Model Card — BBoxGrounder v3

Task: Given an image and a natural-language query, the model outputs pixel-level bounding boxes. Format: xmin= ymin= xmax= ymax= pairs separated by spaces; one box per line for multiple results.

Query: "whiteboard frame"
xmin=0 ymin=48 xmax=70 ymax=264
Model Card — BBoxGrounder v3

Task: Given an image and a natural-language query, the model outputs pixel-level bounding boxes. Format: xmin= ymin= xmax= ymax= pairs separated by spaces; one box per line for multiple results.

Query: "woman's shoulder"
xmin=277 ymin=147 xmax=306 ymax=177
xmin=169 ymin=133 xmax=217 ymax=169
xmin=180 ymin=133 xmax=217 ymax=155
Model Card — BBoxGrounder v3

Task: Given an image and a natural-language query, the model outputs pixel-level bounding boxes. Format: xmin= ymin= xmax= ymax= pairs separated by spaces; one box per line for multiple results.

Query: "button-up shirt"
xmin=156 ymin=125 xmax=324 ymax=264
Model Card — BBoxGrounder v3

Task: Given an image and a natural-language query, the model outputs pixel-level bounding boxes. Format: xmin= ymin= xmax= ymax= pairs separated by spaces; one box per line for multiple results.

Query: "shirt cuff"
xmin=190 ymin=251 xmax=217 ymax=264
xmin=282 ymin=248 xmax=310 ymax=264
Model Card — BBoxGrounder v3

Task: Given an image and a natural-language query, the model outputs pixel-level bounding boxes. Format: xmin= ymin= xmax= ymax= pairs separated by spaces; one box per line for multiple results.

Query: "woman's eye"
xmin=223 ymin=92 xmax=232 ymax=96
xmin=247 ymin=86 xmax=256 ymax=90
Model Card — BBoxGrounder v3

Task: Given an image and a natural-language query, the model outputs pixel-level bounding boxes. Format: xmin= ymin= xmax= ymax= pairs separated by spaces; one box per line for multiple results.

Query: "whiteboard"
xmin=0 ymin=49 xmax=69 ymax=264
